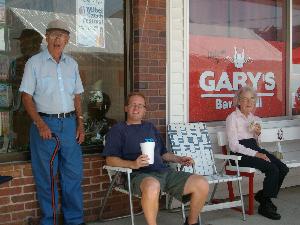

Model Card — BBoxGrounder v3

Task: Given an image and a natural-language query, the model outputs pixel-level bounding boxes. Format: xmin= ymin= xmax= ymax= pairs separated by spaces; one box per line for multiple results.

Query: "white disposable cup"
xmin=140 ymin=142 xmax=155 ymax=164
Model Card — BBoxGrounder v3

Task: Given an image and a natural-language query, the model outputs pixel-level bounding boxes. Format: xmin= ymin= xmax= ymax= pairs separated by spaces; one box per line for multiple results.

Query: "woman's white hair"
xmin=233 ymin=85 xmax=257 ymax=108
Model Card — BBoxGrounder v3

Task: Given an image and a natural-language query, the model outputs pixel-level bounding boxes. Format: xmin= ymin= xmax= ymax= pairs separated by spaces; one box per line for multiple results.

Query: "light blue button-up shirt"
xmin=19 ymin=49 xmax=84 ymax=114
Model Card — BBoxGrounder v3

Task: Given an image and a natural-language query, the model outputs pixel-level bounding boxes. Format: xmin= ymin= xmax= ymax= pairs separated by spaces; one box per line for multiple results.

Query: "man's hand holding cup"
xmin=139 ymin=140 xmax=155 ymax=166
xmin=133 ymin=154 xmax=150 ymax=169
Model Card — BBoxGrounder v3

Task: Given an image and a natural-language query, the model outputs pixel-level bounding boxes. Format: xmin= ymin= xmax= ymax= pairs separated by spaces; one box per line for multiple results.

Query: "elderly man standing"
xmin=19 ymin=20 xmax=85 ymax=225
xmin=103 ymin=92 xmax=209 ymax=225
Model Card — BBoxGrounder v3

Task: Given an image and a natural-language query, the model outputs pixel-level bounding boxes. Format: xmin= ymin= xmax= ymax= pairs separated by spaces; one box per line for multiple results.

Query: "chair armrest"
xmin=103 ymin=165 xmax=133 ymax=174
xmin=214 ymin=154 xmax=242 ymax=161
xmin=177 ymin=163 xmax=195 ymax=173
xmin=171 ymin=162 xmax=196 ymax=173
xmin=214 ymin=154 xmax=242 ymax=175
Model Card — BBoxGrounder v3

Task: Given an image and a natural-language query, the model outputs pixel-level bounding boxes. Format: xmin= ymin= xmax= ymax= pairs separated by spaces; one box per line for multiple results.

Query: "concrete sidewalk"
xmin=89 ymin=186 xmax=300 ymax=225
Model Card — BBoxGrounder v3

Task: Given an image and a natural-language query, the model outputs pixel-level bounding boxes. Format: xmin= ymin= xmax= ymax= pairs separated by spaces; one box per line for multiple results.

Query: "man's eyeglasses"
xmin=48 ymin=31 xmax=69 ymax=39
xmin=127 ymin=104 xmax=146 ymax=109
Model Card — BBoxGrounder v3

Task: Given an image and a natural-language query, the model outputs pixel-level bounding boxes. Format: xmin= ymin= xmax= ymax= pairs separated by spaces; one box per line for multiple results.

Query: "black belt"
xmin=39 ymin=111 xmax=75 ymax=118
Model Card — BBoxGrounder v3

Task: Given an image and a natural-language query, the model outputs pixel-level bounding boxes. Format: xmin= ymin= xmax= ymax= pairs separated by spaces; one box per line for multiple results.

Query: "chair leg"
xmin=99 ymin=172 xmax=119 ymax=220
xmin=237 ymin=178 xmax=246 ymax=221
xmin=127 ymin=172 xmax=135 ymax=225
xmin=227 ymin=181 xmax=235 ymax=201
xmin=181 ymin=203 xmax=186 ymax=221
xmin=165 ymin=194 xmax=169 ymax=209
xmin=248 ymin=174 xmax=254 ymax=215
xmin=198 ymin=215 xmax=202 ymax=225
xmin=167 ymin=195 xmax=173 ymax=210
xmin=209 ymin=183 xmax=219 ymax=203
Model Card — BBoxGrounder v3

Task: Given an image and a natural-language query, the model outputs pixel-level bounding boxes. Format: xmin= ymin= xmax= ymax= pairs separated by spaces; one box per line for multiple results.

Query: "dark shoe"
xmin=183 ymin=217 xmax=199 ymax=225
xmin=77 ymin=223 xmax=86 ymax=225
xmin=258 ymin=204 xmax=281 ymax=220
xmin=255 ymin=191 xmax=277 ymax=212
xmin=266 ymin=198 xmax=278 ymax=211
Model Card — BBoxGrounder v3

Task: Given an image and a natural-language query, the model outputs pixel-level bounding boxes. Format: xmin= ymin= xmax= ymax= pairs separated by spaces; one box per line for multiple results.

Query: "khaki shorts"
xmin=131 ymin=170 xmax=192 ymax=203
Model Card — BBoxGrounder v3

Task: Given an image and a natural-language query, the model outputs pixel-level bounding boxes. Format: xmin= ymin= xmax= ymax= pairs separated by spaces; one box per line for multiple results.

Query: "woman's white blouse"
xmin=226 ymin=108 xmax=262 ymax=157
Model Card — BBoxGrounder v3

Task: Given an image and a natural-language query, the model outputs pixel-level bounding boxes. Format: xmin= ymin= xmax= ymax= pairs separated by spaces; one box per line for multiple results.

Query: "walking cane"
xmin=50 ymin=133 xmax=60 ymax=225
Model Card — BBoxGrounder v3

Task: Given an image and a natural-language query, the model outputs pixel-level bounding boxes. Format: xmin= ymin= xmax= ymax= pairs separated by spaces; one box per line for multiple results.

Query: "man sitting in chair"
xmin=102 ymin=92 xmax=209 ymax=225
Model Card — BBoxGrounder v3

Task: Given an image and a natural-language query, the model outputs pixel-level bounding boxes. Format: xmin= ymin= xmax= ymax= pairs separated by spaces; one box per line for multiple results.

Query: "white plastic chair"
xmin=99 ymin=166 xmax=137 ymax=225
xmin=168 ymin=122 xmax=246 ymax=220
xmin=99 ymin=165 xmax=187 ymax=225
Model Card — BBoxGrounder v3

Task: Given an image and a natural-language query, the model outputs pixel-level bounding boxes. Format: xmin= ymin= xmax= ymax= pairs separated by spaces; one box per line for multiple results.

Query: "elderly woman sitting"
xmin=226 ymin=86 xmax=289 ymax=220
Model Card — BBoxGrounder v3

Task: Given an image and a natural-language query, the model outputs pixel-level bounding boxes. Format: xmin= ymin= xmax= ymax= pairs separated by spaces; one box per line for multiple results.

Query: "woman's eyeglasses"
xmin=239 ymin=97 xmax=256 ymax=102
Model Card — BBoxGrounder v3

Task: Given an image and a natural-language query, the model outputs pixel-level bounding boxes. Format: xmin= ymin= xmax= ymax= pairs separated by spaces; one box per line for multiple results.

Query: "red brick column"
xmin=133 ymin=0 xmax=167 ymax=133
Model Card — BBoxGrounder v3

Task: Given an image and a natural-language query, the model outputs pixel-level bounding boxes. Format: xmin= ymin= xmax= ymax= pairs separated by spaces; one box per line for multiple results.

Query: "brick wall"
xmin=0 ymin=156 xmax=140 ymax=225
xmin=133 ymin=0 xmax=167 ymax=134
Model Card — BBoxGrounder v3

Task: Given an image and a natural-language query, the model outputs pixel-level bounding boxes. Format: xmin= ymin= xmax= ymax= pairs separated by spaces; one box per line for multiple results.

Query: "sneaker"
xmin=258 ymin=204 xmax=281 ymax=220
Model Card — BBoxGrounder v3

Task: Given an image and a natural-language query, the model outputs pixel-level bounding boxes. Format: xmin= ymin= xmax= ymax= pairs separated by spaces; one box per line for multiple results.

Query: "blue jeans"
xmin=30 ymin=115 xmax=84 ymax=225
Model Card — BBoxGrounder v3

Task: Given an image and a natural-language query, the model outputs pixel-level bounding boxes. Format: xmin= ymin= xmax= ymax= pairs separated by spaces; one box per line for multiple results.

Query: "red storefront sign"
xmin=293 ymin=47 xmax=300 ymax=64
xmin=189 ymin=35 xmax=286 ymax=122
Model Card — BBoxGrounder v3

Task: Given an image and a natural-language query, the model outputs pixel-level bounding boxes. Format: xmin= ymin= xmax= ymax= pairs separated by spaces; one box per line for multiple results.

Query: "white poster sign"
xmin=0 ymin=0 xmax=5 ymax=23
xmin=76 ymin=0 xmax=105 ymax=48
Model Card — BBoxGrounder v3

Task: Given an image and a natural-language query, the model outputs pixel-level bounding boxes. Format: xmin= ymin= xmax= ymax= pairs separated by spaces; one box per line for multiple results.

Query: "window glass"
xmin=0 ymin=0 xmax=125 ymax=153
xmin=189 ymin=0 xmax=286 ymax=122
xmin=292 ymin=0 xmax=300 ymax=115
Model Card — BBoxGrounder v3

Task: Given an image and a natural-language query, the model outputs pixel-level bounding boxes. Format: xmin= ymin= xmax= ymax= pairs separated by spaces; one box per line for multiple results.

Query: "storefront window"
xmin=292 ymin=0 xmax=300 ymax=115
xmin=0 ymin=0 xmax=127 ymax=154
xmin=189 ymin=0 xmax=286 ymax=122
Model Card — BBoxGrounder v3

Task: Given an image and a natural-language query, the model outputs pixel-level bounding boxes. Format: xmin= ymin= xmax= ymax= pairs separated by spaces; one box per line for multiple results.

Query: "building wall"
xmin=3 ymin=1 xmax=299 ymax=223
xmin=133 ymin=0 xmax=167 ymax=134
xmin=167 ymin=0 xmax=186 ymax=123
xmin=167 ymin=0 xmax=300 ymax=198
xmin=0 ymin=0 xmax=167 ymax=224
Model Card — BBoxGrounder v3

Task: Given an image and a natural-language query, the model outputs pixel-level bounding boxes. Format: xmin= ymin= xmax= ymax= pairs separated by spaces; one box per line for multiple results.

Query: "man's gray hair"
xmin=233 ymin=85 xmax=257 ymax=107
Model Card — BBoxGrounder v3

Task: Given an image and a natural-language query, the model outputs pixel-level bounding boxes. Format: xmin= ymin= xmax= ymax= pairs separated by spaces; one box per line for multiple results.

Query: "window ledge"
xmin=0 ymin=145 xmax=104 ymax=163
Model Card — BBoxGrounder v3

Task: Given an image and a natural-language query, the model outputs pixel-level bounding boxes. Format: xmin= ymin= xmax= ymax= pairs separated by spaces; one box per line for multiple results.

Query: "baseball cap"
xmin=46 ymin=19 xmax=70 ymax=34
xmin=13 ymin=29 xmax=42 ymax=40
